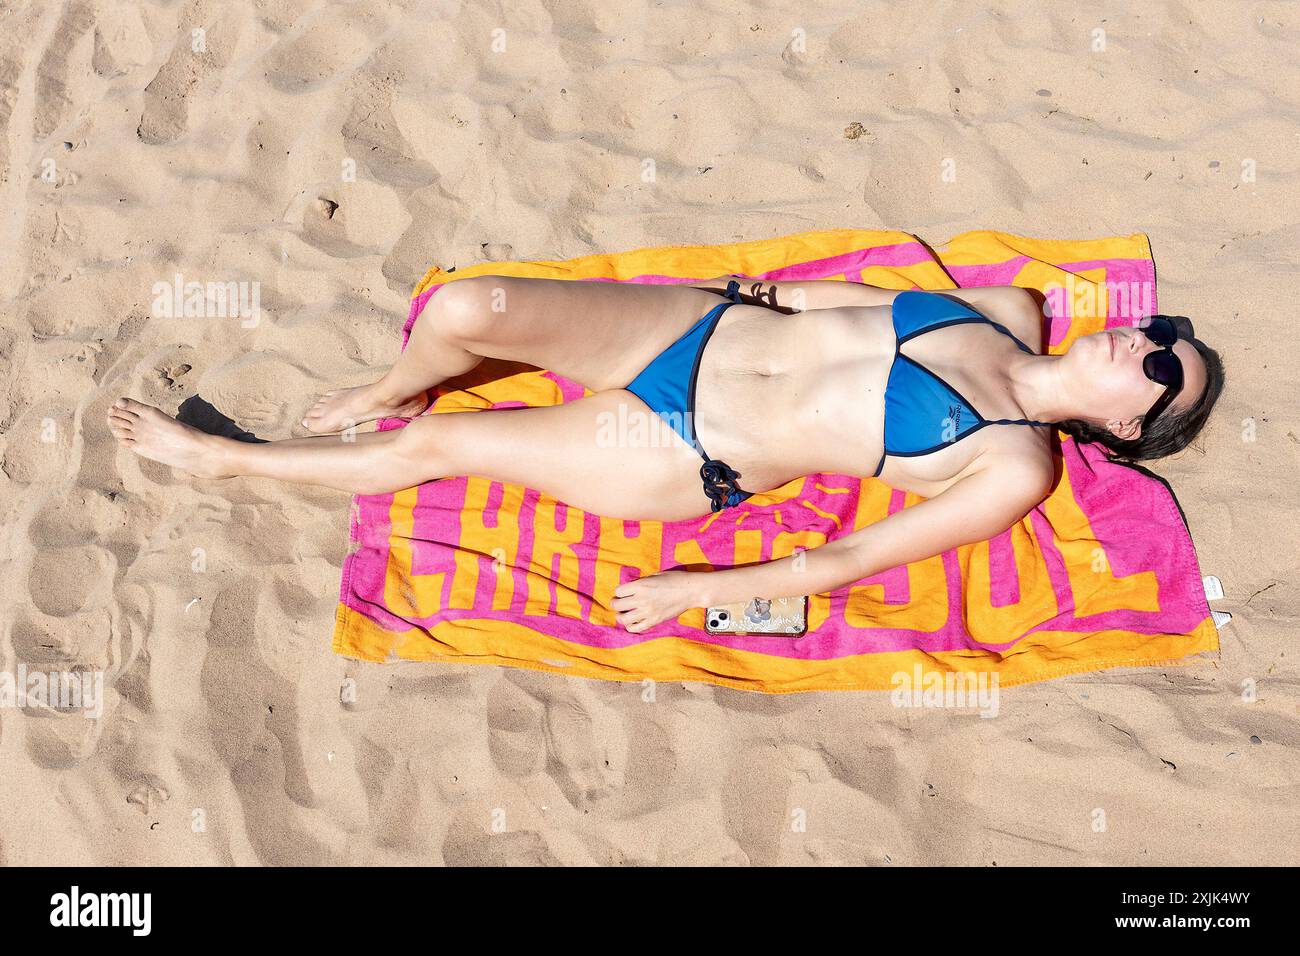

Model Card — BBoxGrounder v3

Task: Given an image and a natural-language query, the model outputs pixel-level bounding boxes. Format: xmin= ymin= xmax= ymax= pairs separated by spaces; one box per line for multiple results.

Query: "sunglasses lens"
xmin=1138 ymin=315 xmax=1177 ymax=346
xmin=1144 ymin=349 xmax=1183 ymax=387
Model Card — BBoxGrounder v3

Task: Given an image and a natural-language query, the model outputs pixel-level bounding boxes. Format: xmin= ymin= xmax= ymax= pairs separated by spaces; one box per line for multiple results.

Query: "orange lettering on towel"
xmin=1039 ymin=472 xmax=1159 ymax=616
xmin=845 ymin=552 xmax=950 ymax=632
xmin=672 ymin=539 xmax=713 ymax=572
xmin=734 ymin=529 xmax=764 ymax=565
xmin=524 ymin=496 xmax=585 ymax=619
xmin=455 ymin=477 xmax=525 ymax=611
xmin=843 ymin=487 xmax=950 ymax=631
xmin=961 ymin=519 xmax=1058 ymax=639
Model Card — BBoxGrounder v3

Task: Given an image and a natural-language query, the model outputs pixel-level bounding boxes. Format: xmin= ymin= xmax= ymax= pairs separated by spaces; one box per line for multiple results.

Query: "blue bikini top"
xmin=873 ymin=290 xmax=1054 ymax=477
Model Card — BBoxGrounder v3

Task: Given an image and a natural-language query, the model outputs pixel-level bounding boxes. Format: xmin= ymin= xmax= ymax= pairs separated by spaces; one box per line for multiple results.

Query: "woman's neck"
xmin=1006 ymin=352 xmax=1080 ymax=424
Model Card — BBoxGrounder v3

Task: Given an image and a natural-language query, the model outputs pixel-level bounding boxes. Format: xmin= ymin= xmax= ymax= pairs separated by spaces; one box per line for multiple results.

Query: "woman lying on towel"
xmin=107 ymin=276 xmax=1224 ymax=632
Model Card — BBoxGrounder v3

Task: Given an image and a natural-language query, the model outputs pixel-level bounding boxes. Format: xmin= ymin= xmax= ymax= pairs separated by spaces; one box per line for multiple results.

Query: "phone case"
xmin=705 ymin=596 xmax=808 ymax=637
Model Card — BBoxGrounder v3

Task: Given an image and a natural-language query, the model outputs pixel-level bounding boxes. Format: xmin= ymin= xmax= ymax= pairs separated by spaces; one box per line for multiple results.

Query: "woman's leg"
xmin=108 ymin=391 xmax=712 ymax=520
xmin=302 ymin=275 xmax=728 ymax=433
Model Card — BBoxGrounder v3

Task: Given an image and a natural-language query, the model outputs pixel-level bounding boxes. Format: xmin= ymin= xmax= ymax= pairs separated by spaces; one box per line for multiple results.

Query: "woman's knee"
xmin=419 ymin=276 xmax=504 ymax=347
xmin=389 ymin=415 xmax=445 ymax=472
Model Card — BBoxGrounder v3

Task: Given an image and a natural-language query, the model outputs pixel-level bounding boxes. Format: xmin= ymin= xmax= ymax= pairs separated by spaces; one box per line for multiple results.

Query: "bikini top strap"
xmin=981 ymin=317 xmax=1038 ymax=355
xmin=985 ymin=417 xmax=1058 ymax=428
xmin=723 ymin=279 xmax=743 ymax=303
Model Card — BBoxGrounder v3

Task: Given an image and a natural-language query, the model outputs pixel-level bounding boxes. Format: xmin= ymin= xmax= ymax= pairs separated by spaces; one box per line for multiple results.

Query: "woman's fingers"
xmin=616 ymin=608 xmax=651 ymax=631
xmin=613 ymin=574 xmax=677 ymax=631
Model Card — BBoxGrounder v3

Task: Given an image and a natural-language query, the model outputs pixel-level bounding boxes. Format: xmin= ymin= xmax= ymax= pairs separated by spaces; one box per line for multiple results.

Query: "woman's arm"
xmin=692 ymin=274 xmax=903 ymax=312
xmin=697 ymin=278 xmax=1043 ymax=332
xmin=612 ymin=461 xmax=1053 ymax=632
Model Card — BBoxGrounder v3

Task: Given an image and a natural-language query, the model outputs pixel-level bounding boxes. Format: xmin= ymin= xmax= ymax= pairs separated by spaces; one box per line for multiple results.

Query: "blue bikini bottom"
xmin=624 ymin=280 xmax=753 ymax=512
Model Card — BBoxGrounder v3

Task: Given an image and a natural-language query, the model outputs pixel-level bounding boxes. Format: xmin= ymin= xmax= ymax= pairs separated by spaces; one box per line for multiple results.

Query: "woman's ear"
xmin=1106 ymin=417 xmax=1142 ymax=441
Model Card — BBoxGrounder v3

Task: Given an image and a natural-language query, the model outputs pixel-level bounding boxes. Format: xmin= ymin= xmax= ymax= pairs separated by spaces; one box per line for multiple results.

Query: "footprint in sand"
xmin=8 ymin=604 xmax=118 ymax=769
xmin=137 ymin=6 xmax=241 ymax=145
xmin=261 ymin=9 xmax=390 ymax=92
xmin=441 ymin=812 xmax=561 ymax=866
xmin=2 ymin=404 xmax=75 ymax=485
xmin=485 ymin=677 xmax=548 ymax=778
xmin=27 ymin=544 xmax=117 ymax=617
xmin=540 ymin=684 xmax=628 ymax=808
xmin=92 ymin=3 xmax=152 ymax=78
xmin=30 ymin=1 xmax=96 ymax=140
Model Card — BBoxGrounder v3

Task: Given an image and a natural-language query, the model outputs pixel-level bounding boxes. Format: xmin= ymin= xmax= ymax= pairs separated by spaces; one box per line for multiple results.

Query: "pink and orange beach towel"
xmin=332 ymin=229 xmax=1219 ymax=691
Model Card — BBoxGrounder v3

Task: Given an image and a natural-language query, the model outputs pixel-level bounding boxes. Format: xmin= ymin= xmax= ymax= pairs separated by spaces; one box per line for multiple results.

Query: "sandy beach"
xmin=1 ymin=0 xmax=1297 ymax=865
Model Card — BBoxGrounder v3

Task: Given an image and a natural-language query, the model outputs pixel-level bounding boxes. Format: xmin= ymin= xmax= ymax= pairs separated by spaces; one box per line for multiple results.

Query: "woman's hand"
xmin=612 ymin=570 xmax=703 ymax=633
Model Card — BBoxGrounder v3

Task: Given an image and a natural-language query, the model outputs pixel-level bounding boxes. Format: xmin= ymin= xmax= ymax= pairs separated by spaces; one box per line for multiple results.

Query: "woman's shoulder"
xmin=973 ymin=434 xmax=1057 ymax=499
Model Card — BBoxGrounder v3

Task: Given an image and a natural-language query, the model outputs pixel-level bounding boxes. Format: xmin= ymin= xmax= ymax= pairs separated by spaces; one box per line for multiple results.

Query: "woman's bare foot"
xmin=106 ymin=398 xmax=237 ymax=479
xmin=301 ymin=382 xmax=428 ymax=434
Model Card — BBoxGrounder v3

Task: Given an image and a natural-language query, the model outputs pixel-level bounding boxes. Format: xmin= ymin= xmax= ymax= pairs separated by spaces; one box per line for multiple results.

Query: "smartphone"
xmin=705 ymin=596 xmax=808 ymax=637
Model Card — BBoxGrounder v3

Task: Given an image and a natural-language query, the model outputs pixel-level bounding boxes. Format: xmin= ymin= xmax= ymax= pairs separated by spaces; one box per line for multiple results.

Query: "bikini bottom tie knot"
xmin=699 ymin=459 xmax=752 ymax=513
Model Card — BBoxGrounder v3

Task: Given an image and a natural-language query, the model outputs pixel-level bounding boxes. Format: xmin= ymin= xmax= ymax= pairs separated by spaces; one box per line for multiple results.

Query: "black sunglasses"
xmin=1136 ymin=315 xmax=1184 ymax=426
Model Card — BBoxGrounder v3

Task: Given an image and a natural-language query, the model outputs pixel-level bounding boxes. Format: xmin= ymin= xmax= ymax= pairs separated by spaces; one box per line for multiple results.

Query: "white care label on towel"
xmin=1212 ymin=610 xmax=1232 ymax=629
xmin=1203 ymin=575 xmax=1225 ymax=601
